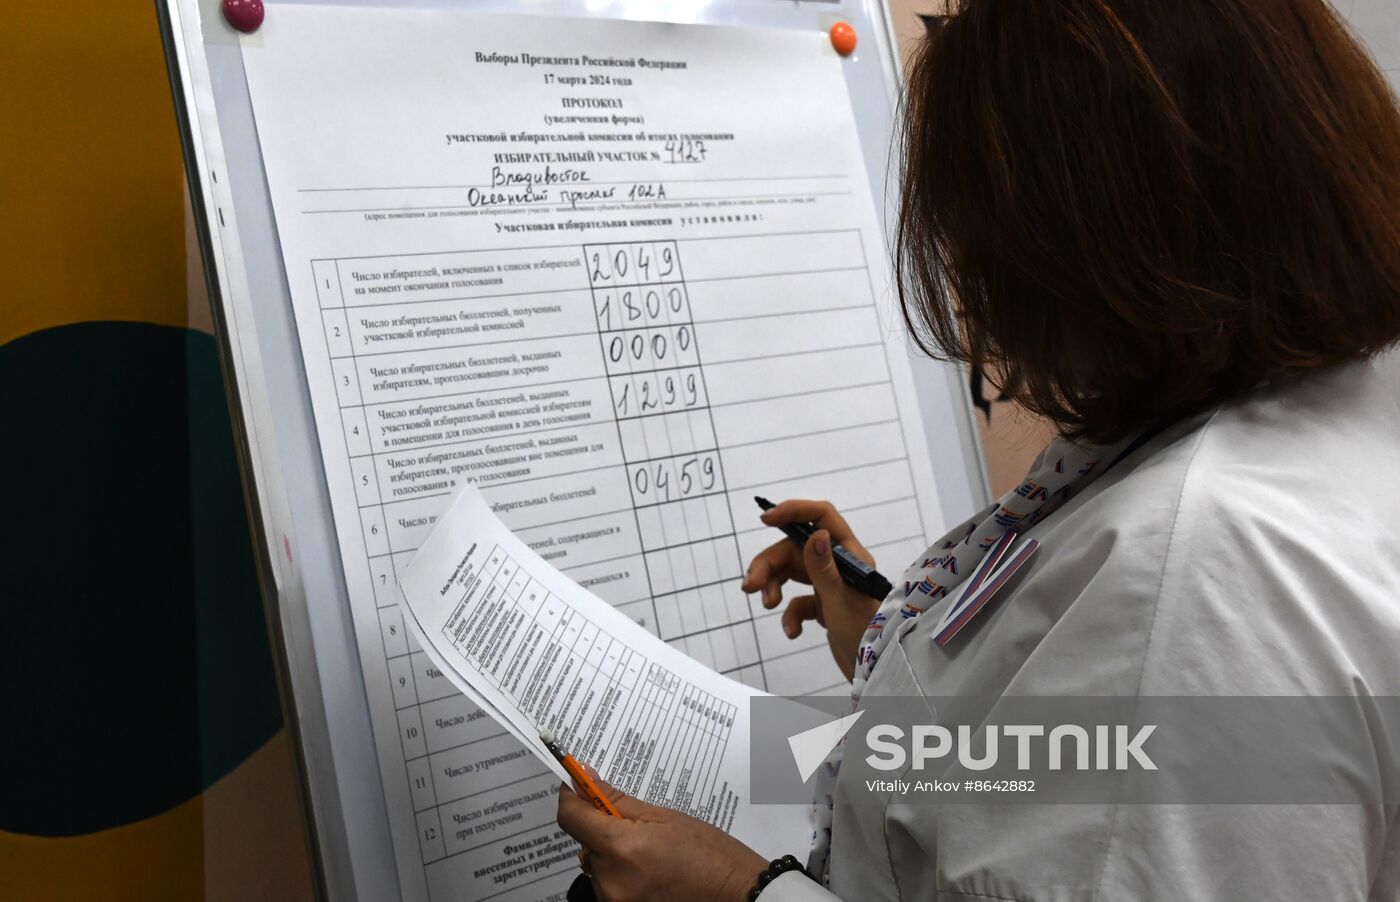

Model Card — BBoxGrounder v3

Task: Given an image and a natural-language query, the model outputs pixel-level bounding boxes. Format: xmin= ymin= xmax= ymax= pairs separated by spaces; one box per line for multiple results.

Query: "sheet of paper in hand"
xmin=398 ymin=484 xmax=811 ymax=857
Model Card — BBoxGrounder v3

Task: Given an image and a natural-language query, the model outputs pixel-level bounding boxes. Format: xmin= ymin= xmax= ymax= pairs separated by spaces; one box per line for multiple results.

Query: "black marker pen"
xmin=754 ymin=496 xmax=893 ymax=600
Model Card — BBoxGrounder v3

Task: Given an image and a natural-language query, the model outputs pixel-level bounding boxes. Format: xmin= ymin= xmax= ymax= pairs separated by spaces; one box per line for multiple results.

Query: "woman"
xmin=558 ymin=0 xmax=1400 ymax=898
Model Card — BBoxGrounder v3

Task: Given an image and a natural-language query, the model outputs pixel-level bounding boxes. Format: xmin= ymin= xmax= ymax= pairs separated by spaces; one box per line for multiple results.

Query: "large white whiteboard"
xmin=156 ymin=2 xmax=988 ymax=900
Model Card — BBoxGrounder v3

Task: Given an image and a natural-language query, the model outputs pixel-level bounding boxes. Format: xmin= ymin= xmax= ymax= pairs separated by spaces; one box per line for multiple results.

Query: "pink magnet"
xmin=223 ymin=0 xmax=265 ymax=34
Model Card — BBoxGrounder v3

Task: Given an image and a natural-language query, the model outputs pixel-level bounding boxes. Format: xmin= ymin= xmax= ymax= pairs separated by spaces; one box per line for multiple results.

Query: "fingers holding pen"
xmin=781 ymin=595 xmax=823 ymax=638
xmin=742 ymin=539 xmax=806 ymax=609
xmin=759 ymin=498 xmax=873 ymax=565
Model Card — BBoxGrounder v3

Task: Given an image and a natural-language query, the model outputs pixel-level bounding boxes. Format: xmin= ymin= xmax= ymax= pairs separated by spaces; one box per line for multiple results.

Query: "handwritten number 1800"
xmin=596 ymin=288 xmax=687 ymax=330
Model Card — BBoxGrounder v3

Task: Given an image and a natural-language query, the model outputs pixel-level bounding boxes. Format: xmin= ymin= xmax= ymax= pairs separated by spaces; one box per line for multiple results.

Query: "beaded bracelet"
xmin=748 ymin=854 xmax=816 ymax=900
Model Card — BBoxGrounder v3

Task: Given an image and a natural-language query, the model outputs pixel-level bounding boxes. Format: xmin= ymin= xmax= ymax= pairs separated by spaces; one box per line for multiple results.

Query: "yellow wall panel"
xmin=0 ymin=2 xmax=187 ymax=346
xmin=0 ymin=799 xmax=203 ymax=902
xmin=201 ymin=732 xmax=317 ymax=902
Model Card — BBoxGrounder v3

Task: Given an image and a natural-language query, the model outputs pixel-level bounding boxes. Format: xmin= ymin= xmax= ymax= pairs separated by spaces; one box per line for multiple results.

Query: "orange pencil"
xmin=540 ymin=727 xmax=622 ymax=818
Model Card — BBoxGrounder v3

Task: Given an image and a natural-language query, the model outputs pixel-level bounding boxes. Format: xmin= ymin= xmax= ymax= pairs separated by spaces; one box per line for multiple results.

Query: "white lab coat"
xmin=764 ymin=352 xmax=1400 ymax=901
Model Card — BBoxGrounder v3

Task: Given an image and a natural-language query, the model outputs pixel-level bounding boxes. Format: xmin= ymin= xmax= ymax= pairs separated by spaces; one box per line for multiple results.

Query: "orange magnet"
xmin=830 ymin=21 xmax=857 ymax=57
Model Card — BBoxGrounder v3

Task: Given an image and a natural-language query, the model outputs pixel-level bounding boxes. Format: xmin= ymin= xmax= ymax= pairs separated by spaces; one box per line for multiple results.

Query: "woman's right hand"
xmin=741 ymin=499 xmax=880 ymax=682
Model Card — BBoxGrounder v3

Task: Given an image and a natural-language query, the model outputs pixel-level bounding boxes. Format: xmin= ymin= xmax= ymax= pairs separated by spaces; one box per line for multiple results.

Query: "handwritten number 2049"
xmin=589 ymin=244 xmax=677 ymax=285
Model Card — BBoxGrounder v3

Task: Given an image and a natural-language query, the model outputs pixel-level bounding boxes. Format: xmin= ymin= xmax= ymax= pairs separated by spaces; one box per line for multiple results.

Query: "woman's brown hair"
xmin=898 ymin=0 xmax=1400 ymax=443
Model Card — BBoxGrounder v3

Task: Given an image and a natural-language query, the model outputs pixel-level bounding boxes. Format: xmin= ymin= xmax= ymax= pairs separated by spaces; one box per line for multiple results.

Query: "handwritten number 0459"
xmin=632 ymin=455 xmax=718 ymax=501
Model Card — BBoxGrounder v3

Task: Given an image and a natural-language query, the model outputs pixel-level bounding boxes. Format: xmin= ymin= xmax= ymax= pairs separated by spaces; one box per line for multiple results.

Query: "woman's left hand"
xmin=556 ymin=768 xmax=767 ymax=902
